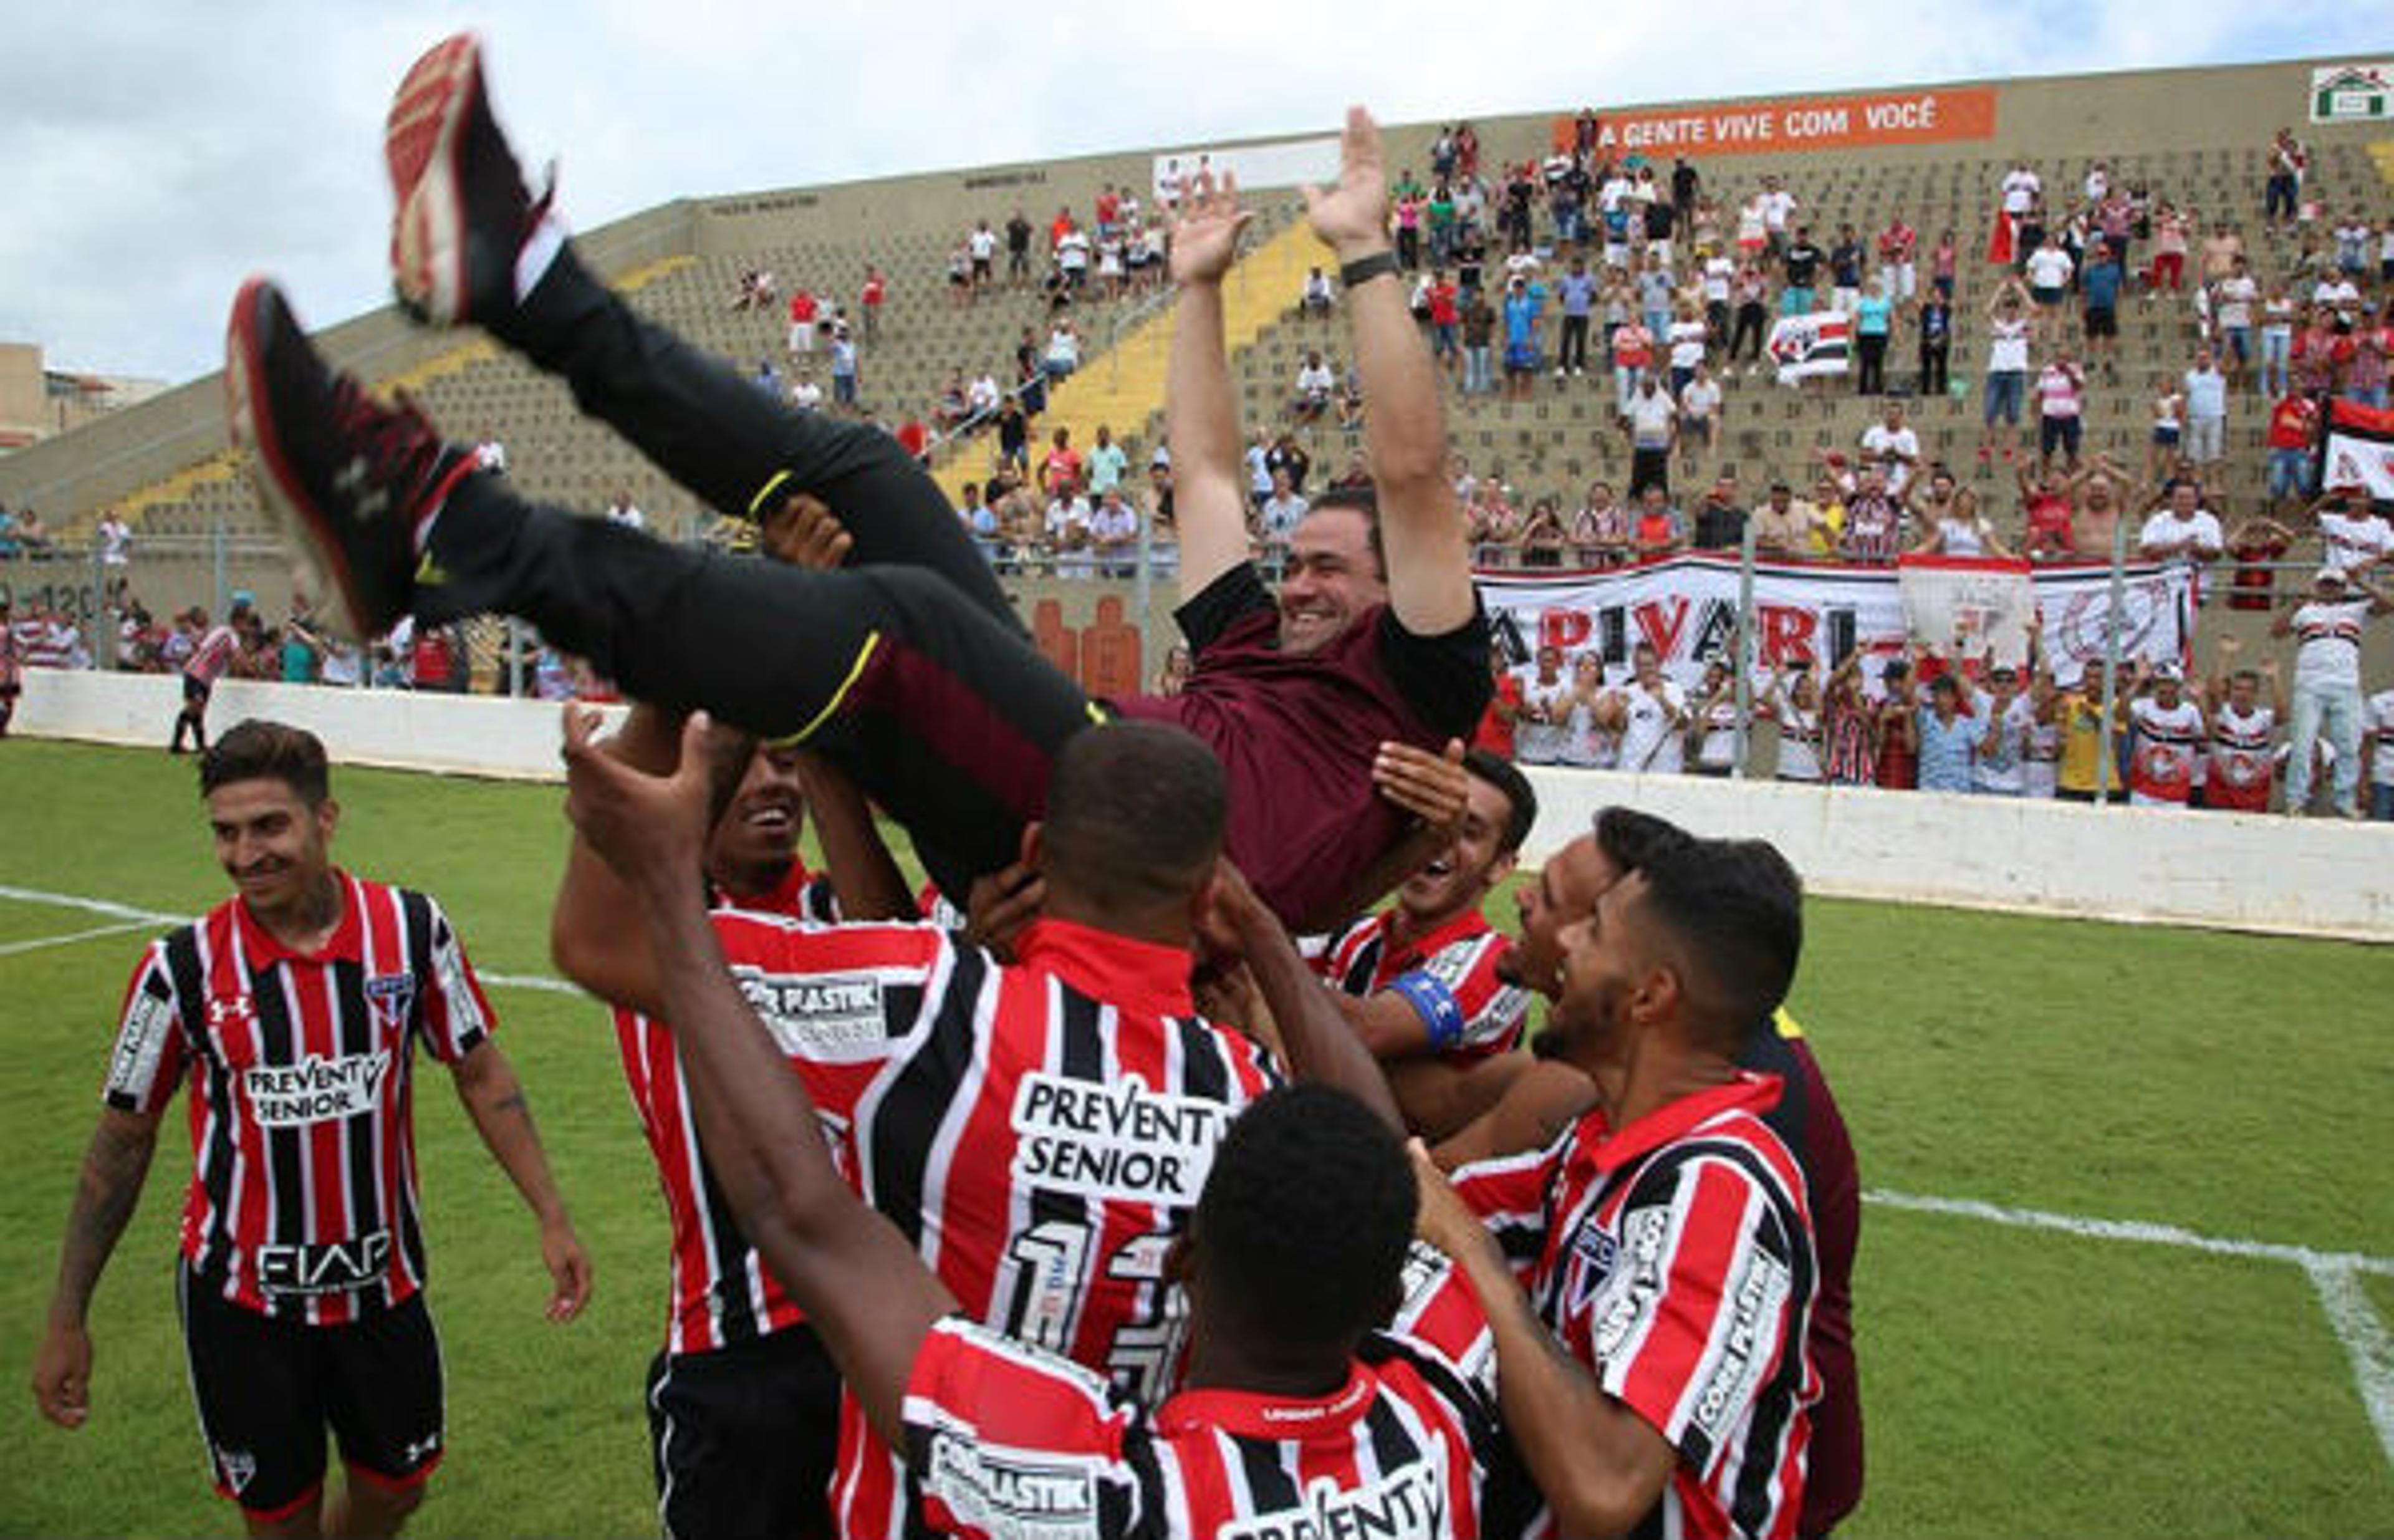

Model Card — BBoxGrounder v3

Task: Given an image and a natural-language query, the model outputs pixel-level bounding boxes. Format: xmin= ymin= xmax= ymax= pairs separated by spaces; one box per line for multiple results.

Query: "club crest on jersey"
xmin=1564 ymin=1223 xmax=1621 ymax=1317
xmin=365 ymin=972 xmax=416 ymax=1030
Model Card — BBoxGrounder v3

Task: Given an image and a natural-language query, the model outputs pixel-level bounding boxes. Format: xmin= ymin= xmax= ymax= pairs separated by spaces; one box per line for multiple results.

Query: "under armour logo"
xmin=403 ymin=1432 xmax=441 ymax=1465
xmin=206 ymin=996 xmax=254 ymax=1029
xmin=333 ymin=456 xmax=391 ymax=522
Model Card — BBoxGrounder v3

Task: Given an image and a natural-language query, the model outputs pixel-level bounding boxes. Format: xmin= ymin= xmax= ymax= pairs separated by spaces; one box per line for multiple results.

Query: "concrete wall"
xmin=14 ymin=667 xmax=2388 ymax=941
xmin=1523 ymin=765 xmax=2392 ymax=942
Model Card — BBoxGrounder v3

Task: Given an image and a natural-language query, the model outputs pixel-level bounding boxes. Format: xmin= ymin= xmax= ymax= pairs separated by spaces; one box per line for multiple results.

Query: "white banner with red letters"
xmin=1477 ymin=554 xmax=2193 ymax=693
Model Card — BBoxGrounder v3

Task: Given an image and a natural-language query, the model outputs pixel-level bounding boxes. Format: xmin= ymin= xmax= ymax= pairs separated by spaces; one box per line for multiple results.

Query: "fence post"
xmin=2094 ymin=511 xmax=2130 ymax=802
xmin=211 ymin=518 xmax=229 ymax=620
xmin=1733 ymin=527 xmax=1757 ymax=779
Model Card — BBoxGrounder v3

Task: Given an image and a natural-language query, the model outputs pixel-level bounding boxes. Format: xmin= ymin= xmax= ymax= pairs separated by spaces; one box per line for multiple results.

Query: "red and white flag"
xmin=2322 ymin=398 xmax=2394 ymax=503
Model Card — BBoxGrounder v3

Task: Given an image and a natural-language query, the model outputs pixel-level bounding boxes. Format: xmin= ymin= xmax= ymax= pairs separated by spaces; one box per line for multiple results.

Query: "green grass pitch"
xmin=1 ymin=739 xmax=2389 ymax=1537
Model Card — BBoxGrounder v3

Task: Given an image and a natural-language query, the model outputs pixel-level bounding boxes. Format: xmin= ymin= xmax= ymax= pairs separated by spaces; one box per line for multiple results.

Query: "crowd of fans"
xmin=8 ymin=125 xmax=2389 ymax=812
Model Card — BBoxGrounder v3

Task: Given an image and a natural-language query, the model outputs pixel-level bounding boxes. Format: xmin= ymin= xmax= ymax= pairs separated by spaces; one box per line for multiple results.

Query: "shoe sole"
xmin=388 ymin=33 xmax=479 ymax=325
xmin=225 ymin=278 xmax=375 ymax=640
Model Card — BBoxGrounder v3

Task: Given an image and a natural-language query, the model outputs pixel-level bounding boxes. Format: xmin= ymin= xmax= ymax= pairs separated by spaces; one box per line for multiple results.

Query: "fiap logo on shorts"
xmin=365 ymin=973 xmax=416 ymax=1031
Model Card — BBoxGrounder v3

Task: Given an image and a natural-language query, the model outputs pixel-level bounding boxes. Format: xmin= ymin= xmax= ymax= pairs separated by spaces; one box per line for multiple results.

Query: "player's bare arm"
xmin=450 ymin=1041 xmax=592 ymax=1322
xmin=1201 ymin=860 xmax=1405 ymax=1132
xmin=1430 ymin=1057 xmax=1598 ymax=1171
xmin=796 ymin=753 xmax=919 ymax=922
xmin=550 ymin=701 xmax=683 ymax=1016
xmin=1310 ymin=108 xmax=1476 ymax=637
xmin=32 ymin=1106 xmax=164 ymax=1429
xmin=562 ymin=710 xmax=953 ymax=1449
xmin=1166 ymin=175 xmax=1257 ymax=602
xmin=1410 ymin=1144 xmax=1679 ymax=1538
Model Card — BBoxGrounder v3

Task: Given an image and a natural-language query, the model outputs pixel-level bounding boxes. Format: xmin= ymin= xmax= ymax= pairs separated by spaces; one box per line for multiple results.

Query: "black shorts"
xmin=971 ymin=257 xmax=992 ymax=280
xmin=647 ymin=1326 xmax=842 ymax=1540
xmin=178 ymin=1264 xmax=444 ymax=1519
xmin=2084 ymin=306 xmax=2118 ymax=338
xmin=181 ymin=673 xmax=212 ymax=706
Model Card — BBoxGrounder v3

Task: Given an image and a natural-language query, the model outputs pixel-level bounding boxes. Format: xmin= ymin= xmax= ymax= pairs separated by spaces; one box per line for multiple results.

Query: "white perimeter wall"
xmin=15 ymin=670 xmax=2391 ymax=943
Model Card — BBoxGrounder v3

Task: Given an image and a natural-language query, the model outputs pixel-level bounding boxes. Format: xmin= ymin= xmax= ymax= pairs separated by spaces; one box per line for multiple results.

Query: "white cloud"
xmin=0 ymin=0 xmax=2380 ymax=383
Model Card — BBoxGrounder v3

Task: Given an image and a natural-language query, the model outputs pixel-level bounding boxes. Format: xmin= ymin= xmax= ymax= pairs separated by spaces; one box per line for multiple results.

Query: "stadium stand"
xmin=2 ymin=55 xmax=2390 ymax=703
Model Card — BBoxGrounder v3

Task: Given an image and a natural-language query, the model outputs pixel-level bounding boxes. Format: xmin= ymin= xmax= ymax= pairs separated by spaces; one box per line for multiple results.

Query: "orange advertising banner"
xmin=1553 ymin=87 xmax=1997 ymax=157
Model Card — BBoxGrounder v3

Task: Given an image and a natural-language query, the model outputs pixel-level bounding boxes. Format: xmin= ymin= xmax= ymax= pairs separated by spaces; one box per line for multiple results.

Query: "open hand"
xmin=1169 ymin=174 xmax=1254 ymax=286
xmin=561 ymin=705 xmax=715 ymax=900
xmin=1373 ymin=738 xmax=1468 ymax=830
xmin=1302 ymin=107 xmax=1392 ymax=259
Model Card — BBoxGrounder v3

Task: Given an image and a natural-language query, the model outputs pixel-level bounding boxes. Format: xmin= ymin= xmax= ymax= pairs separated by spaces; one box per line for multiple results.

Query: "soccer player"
xmin=595 ymin=721 xmax=857 ymax=1540
xmin=557 ymin=714 xmax=1274 ymax=1533
xmin=1423 ymin=808 xmax=1864 ymax=1540
xmin=31 ymin=719 xmax=590 ymax=1538
xmin=1411 ymin=823 xmax=1824 ymax=1540
xmin=170 ymin=600 xmax=246 ymax=755
xmin=1312 ymin=749 xmax=1538 ymax=1138
xmin=234 ymin=34 xmax=1484 ymax=931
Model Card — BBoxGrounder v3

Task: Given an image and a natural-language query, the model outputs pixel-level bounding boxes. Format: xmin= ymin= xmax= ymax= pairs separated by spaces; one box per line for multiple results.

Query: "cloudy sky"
xmin=1 ymin=2 xmax=2378 ymax=385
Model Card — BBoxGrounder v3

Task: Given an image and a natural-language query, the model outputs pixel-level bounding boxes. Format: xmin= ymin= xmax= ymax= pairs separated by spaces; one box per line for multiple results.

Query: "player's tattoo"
xmin=56 ymin=1119 xmax=158 ymax=1313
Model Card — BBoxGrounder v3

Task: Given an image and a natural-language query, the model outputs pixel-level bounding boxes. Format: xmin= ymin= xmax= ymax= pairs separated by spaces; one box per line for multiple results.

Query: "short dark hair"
xmin=1463 ymin=748 xmax=1538 ymax=855
xmin=1633 ymin=837 xmax=1804 ymax=1052
xmin=1042 ymin=723 xmax=1226 ymax=913
xmin=1194 ymin=1084 xmax=1415 ymax=1354
xmin=200 ymin=719 xmax=330 ymax=807
xmin=1594 ymin=805 xmax=1691 ymax=875
xmin=1306 ymin=484 xmax=1387 ymax=579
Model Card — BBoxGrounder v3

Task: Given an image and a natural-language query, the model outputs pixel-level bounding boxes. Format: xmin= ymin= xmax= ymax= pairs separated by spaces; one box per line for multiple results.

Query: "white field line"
xmin=6 ymin=882 xmax=2393 ymax=1473
xmin=2309 ymin=1263 xmax=2394 ymax=1475
xmin=1866 ymin=1188 xmax=2394 ymax=1276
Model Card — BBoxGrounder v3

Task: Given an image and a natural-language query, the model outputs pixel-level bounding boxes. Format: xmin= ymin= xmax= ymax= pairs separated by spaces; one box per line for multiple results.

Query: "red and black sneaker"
xmin=226 ymin=277 xmax=473 ymax=640
xmin=386 ymin=32 xmax=554 ymax=328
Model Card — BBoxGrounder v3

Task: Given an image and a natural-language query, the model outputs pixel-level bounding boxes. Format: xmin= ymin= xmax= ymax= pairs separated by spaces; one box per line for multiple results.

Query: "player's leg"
xmin=317 ymin=1293 xmax=442 ymax=1539
xmin=647 ymin=1328 xmax=842 ymax=1540
xmin=177 ymin=1263 xmax=333 ymax=1538
xmin=228 ymin=279 xmax=1094 ymax=898
xmin=382 ymin=32 xmax=1015 ymax=630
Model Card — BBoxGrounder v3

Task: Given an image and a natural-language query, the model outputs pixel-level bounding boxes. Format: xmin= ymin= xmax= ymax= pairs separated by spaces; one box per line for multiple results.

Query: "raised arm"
xmin=1308 ymin=108 xmax=1476 ymax=635
xmin=1202 ymin=861 xmax=1406 ymax=1133
xmin=562 ymin=711 xmax=953 ymax=1450
xmin=550 ymin=701 xmax=681 ymax=1016
xmin=1411 ymin=1151 xmax=1680 ymax=1536
xmin=1166 ymin=178 xmax=1259 ymax=601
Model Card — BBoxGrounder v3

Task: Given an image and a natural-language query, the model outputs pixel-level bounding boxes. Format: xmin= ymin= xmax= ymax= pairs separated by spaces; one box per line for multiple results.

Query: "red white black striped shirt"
xmin=186 ymin=623 xmax=239 ymax=684
xmin=1315 ymin=908 xmax=1531 ymax=1062
xmin=612 ymin=862 xmax=842 ymax=1354
xmin=668 ymin=911 xmax=1281 ymax=1538
xmin=103 ymin=874 xmax=493 ymax=1323
xmin=900 ymin=1272 xmax=1502 ymax=1540
xmin=1453 ymin=1074 xmax=1818 ymax=1540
